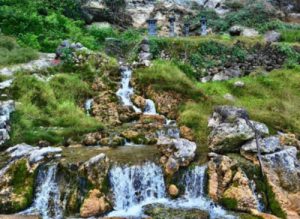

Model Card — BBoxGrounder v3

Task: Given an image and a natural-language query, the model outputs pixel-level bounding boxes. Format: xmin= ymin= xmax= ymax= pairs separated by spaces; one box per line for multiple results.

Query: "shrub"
xmin=280 ymin=30 xmax=300 ymax=43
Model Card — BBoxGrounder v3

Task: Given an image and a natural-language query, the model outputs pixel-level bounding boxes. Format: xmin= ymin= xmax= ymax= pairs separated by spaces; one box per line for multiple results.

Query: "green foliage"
xmin=280 ymin=30 xmax=300 ymax=43
xmin=135 ymin=60 xmax=204 ymax=99
xmin=220 ymin=197 xmax=238 ymax=210
xmin=88 ymin=26 xmax=118 ymax=45
xmin=277 ymin=43 xmax=300 ymax=68
xmin=0 ymin=35 xmax=38 ymax=67
xmin=8 ymin=73 xmax=101 ymax=145
xmin=0 ymin=0 xmax=96 ymax=52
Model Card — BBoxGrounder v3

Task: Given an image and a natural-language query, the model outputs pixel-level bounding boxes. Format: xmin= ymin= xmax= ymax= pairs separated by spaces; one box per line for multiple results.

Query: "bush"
xmin=280 ymin=30 xmax=300 ymax=43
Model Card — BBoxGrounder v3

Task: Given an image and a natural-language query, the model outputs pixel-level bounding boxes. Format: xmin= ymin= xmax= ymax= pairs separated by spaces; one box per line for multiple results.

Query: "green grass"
xmin=135 ymin=60 xmax=204 ymax=100
xmin=6 ymin=72 xmax=102 ymax=146
xmin=0 ymin=35 xmax=38 ymax=67
xmin=280 ymin=30 xmax=300 ymax=43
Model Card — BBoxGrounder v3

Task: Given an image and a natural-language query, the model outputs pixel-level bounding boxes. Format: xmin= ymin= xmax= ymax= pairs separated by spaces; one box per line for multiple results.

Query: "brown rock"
xmin=179 ymin=126 xmax=194 ymax=141
xmin=121 ymin=130 xmax=139 ymax=140
xmin=165 ymin=157 xmax=179 ymax=175
xmin=139 ymin=114 xmax=166 ymax=125
xmin=168 ymin=184 xmax=179 ymax=197
xmin=223 ymin=168 xmax=258 ymax=211
xmin=132 ymin=95 xmax=146 ymax=109
xmin=80 ymin=189 xmax=111 ymax=218
xmin=250 ymin=209 xmax=279 ymax=219
xmin=83 ymin=132 xmax=102 ymax=146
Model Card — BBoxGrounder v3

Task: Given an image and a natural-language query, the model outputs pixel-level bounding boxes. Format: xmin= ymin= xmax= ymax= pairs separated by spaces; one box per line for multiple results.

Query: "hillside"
xmin=0 ymin=0 xmax=299 ymax=219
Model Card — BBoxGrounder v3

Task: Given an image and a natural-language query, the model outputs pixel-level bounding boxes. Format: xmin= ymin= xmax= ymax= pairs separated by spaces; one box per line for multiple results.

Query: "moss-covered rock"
xmin=143 ymin=203 xmax=209 ymax=219
xmin=0 ymin=159 xmax=36 ymax=213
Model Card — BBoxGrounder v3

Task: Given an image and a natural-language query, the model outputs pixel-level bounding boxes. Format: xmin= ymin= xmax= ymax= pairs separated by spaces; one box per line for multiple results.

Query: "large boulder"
xmin=208 ymin=118 xmax=269 ymax=153
xmin=229 ymin=25 xmax=259 ymax=37
xmin=261 ymin=146 xmax=300 ymax=218
xmin=241 ymin=136 xmax=282 ymax=154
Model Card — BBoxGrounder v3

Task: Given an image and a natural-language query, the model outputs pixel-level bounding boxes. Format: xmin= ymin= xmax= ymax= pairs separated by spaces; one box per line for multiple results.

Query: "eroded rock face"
xmin=241 ymin=136 xmax=282 ymax=155
xmin=207 ymin=154 xmax=258 ymax=211
xmin=80 ymin=189 xmax=111 ymax=218
xmin=262 ymin=147 xmax=300 ymax=218
xmin=157 ymin=136 xmax=196 ymax=175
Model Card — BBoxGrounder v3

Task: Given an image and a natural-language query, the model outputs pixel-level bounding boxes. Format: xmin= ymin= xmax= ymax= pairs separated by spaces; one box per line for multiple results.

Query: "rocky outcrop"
xmin=262 ymin=147 xmax=300 ymax=218
xmin=157 ymin=136 xmax=196 ymax=175
xmin=264 ymin=31 xmax=281 ymax=43
xmin=207 ymin=154 xmax=258 ymax=211
xmin=208 ymin=106 xmax=269 ymax=153
xmin=229 ymin=25 xmax=259 ymax=37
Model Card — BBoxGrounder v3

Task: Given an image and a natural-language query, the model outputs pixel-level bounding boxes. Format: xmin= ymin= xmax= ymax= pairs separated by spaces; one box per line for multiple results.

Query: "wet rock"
xmin=80 ymin=189 xmax=111 ymax=218
xmin=79 ymin=153 xmax=110 ymax=188
xmin=241 ymin=136 xmax=282 ymax=155
xmin=168 ymin=184 xmax=179 ymax=197
xmin=0 ymin=158 xmax=37 ymax=213
xmin=165 ymin=157 xmax=180 ymax=175
xmin=117 ymin=105 xmax=140 ymax=123
xmin=261 ymin=146 xmax=300 ymax=218
xmin=264 ymin=31 xmax=281 ymax=43
xmin=143 ymin=203 xmax=209 ymax=219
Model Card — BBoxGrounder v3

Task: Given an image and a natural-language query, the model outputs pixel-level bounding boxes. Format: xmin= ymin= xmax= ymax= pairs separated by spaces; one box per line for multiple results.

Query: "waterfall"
xmin=108 ymin=162 xmax=166 ymax=217
xmin=176 ymin=165 xmax=236 ymax=219
xmin=116 ymin=67 xmax=141 ymax=113
xmin=144 ymin=99 xmax=157 ymax=115
xmin=20 ymin=164 xmax=63 ymax=219
xmin=84 ymin=98 xmax=93 ymax=115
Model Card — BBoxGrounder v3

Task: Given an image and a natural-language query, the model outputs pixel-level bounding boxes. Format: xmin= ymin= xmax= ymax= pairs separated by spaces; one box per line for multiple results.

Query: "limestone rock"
xmin=83 ymin=132 xmax=102 ymax=146
xmin=132 ymin=95 xmax=146 ymax=109
xmin=261 ymin=146 xmax=300 ymax=218
xmin=80 ymin=189 xmax=111 ymax=218
xmin=208 ymin=118 xmax=269 ymax=153
xmin=223 ymin=168 xmax=258 ymax=211
xmin=241 ymin=136 xmax=282 ymax=155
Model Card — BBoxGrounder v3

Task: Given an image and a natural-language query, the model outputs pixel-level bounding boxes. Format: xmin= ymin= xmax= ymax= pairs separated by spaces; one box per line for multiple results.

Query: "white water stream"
xmin=108 ymin=162 xmax=236 ymax=218
xmin=20 ymin=164 xmax=63 ymax=219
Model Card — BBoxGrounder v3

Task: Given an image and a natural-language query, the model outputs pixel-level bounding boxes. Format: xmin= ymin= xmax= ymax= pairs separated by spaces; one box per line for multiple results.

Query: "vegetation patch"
xmin=0 ymin=35 xmax=38 ymax=67
xmin=219 ymin=197 xmax=238 ymax=210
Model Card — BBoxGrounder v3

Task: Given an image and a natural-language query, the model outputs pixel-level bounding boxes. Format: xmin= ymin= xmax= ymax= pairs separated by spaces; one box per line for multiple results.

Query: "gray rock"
xmin=234 ymin=81 xmax=245 ymax=88
xmin=241 ymin=136 xmax=282 ymax=154
xmin=229 ymin=25 xmax=243 ymax=36
xmin=139 ymin=52 xmax=152 ymax=61
xmin=208 ymin=118 xmax=269 ymax=153
xmin=264 ymin=31 xmax=281 ymax=43
xmin=262 ymin=146 xmax=300 ymax=191
xmin=140 ymin=43 xmax=150 ymax=53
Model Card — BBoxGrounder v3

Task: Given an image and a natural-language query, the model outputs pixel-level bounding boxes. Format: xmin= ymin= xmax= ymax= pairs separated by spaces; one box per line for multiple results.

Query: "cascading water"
xmin=84 ymin=98 xmax=93 ymax=115
xmin=20 ymin=164 xmax=63 ymax=219
xmin=108 ymin=163 xmax=236 ymax=218
xmin=116 ymin=67 xmax=141 ymax=113
xmin=177 ymin=166 xmax=236 ymax=219
xmin=108 ymin=162 xmax=166 ymax=217
xmin=144 ymin=99 xmax=157 ymax=115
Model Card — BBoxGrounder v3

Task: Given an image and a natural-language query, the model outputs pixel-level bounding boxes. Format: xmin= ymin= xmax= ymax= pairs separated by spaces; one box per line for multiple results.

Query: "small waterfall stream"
xmin=20 ymin=163 xmax=63 ymax=219
xmin=116 ymin=67 xmax=141 ymax=113
xmin=108 ymin=162 xmax=236 ymax=218
xmin=144 ymin=99 xmax=157 ymax=115
xmin=108 ymin=162 xmax=166 ymax=217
